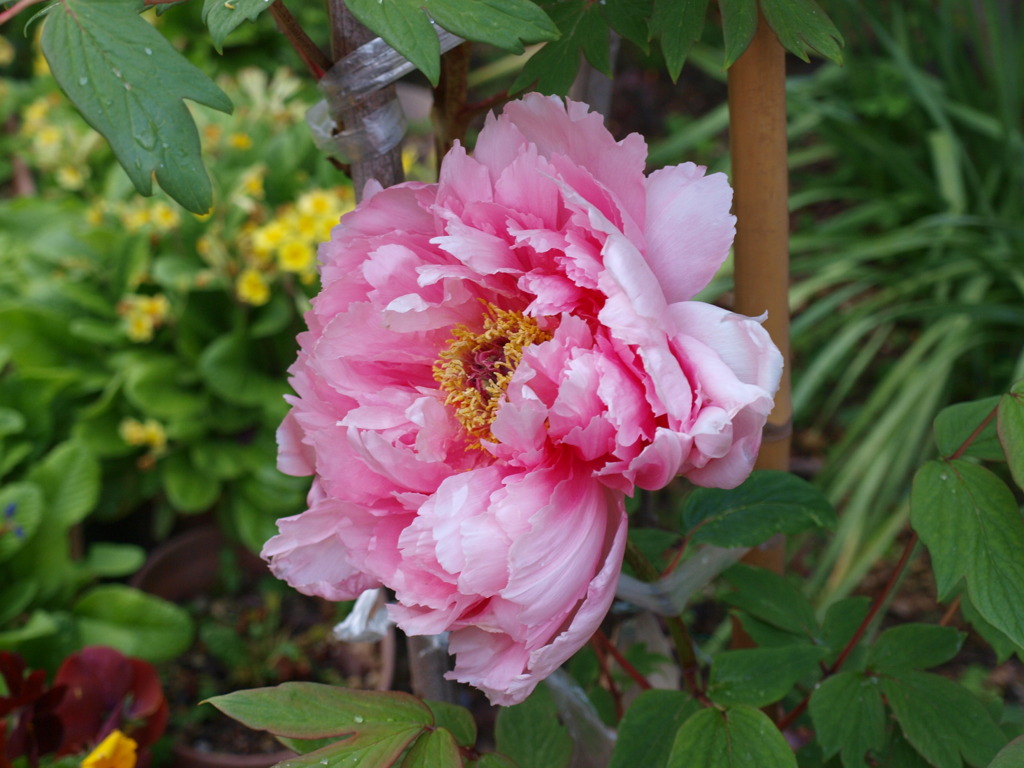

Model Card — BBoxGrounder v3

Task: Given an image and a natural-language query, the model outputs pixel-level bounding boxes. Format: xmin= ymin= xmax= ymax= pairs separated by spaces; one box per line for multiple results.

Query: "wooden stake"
xmin=325 ymin=0 xmax=404 ymax=198
xmin=728 ymin=11 xmax=791 ymax=574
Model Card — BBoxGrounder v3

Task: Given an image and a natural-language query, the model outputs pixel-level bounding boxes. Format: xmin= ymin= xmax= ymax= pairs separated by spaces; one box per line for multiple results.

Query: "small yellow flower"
xmin=83 ymin=730 xmax=138 ymax=768
xmin=252 ymin=220 xmax=287 ymax=257
xmin=124 ymin=313 xmax=155 ymax=342
xmin=240 ymin=167 xmax=265 ymax=198
xmin=122 ymin=207 xmax=151 ymax=232
xmin=33 ymin=125 xmax=62 ymax=155
xmin=150 ymin=201 xmax=180 ymax=232
xmin=56 ymin=164 xmax=86 ymax=191
xmin=297 ymin=189 xmax=335 ymax=218
xmin=140 ymin=419 xmax=167 ymax=453
xmin=228 ymin=132 xmax=253 ymax=150
xmin=119 ymin=418 xmax=148 ymax=446
xmin=277 ymin=239 xmax=313 ymax=272
xmin=136 ymin=294 xmax=170 ymax=321
xmin=86 ymin=204 xmax=106 ymax=226
xmin=236 ymin=268 xmax=270 ymax=306
xmin=23 ymin=98 xmax=50 ymax=128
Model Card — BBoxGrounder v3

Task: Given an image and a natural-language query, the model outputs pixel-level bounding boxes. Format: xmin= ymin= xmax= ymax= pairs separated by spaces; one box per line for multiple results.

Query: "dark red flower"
xmin=52 ymin=647 xmax=168 ymax=757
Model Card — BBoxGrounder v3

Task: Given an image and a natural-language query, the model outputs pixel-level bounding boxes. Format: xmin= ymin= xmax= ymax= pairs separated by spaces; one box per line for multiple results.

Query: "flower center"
xmin=434 ymin=305 xmax=552 ymax=446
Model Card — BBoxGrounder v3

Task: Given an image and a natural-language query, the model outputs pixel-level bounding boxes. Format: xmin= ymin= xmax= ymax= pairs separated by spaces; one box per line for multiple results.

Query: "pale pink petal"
xmin=644 ymin=164 xmax=735 ymax=302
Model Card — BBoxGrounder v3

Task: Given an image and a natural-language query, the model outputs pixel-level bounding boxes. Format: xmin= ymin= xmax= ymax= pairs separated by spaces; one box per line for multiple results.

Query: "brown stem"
xmin=939 ymin=596 xmax=961 ymax=627
xmin=590 ymin=635 xmax=625 ymax=719
xmin=593 ymin=629 xmax=653 ymax=692
xmin=432 ymin=42 xmax=472 ymax=168
xmin=624 ymin=540 xmax=706 ymax=701
xmin=949 ymin=406 xmax=998 ymax=461
xmin=269 ymin=0 xmax=331 ymax=80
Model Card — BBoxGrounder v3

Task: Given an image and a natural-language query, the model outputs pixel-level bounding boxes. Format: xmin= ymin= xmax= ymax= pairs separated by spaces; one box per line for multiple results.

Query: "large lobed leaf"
xmin=911 ymin=459 xmax=1024 ymax=648
xmin=202 ymin=0 xmax=276 ymax=53
xmin=346 ymin=0 xmax=558 ymax=85
xmin=40 ymin=0 xmax=232 ymax=213
xmin=681 ymin=470 xmax=836 ymax=548
xmin=998 ymin=379 xmax=1024 ymax=490
xmin=207 ymin=683 xmax=433 ymax=739
xmin=668 ymin=705 xmax=796 ymax=768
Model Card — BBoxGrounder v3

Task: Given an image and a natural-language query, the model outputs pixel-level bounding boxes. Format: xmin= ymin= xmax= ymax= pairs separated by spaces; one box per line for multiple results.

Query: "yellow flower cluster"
xmin=20 ymin=93 xmax=100 ymax=191
xmin=117 ymin=200 xmax=181 ymax=234
xmin=82 ymin=730 xmax=138 ymax=768
xmin=119 ymin=418 xmax=167 ymax=470
xmin=118 ymin=294 xmax=170 ymax=342
xmin=237 ymin=187 xmax=355 ymax=304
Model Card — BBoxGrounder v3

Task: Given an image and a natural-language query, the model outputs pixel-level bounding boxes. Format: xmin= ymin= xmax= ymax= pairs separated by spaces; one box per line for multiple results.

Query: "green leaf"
xmin=189 ymin=439 xmax=257 ymax=480
xmin=650 ymin=0 xmax=709 ymax=80
xmin=470 ymin=756 xmax=518 ymax=768
xmin=809 ymin=672 xmax=887 ymax=768
xmin=161 ymin=452 xmax=222 ymax=514
xmin=609 ymin=690 xmax=700 ymax=768
xmin=346 ymin=0 xmax=557 ymax=86
xmin=0 ymin=408 xmax=26 ymax=438
xmin=998 ymin=381 xmax=1024 ymax=490
xmin=0 ymin=581 xmax=37 ymax=626
xmin=882 ymin=670 xmax=1004 ymax=768
xmin=820 ymin=596 xmax=871 ymax=664
xmin=198 ymin=334 xmax=286 ymax=408
xmin=202 ymin=0 xmax=275 ymax=53
xmin=401 ymin=728 xmax=462 ymax=768
xmin=668 ymin=705 xmax=797 ymax=768
xmin=934 ymin=395 xmax=1003 ymax=461
xmin=868 ymin=624 xmax=964 ymax=672
xmin=26 ymin=440 xmax=100 ymax=526
xmin=123 ymin=354 xmax=208 ymax=418
xmin=682 ymin=470 xmax=836 ymax=547
xmin=39 ymin=0 xmax=232 ymax=213
xmin=960 ymin=593 xmax=1023 ymax=664
xmin=707 ymin=646 xmax=827 ymax=707
xmin=495 ymin=684 xmax=572 ymax=768
xmin=206 ymin=683 xmax=433 ymax=739
xmin=722 ymin=564 xmax=819 ymax=639
xmin=760 ymin=0 xmax=843 ymax=64
xmin=425 ymin=701 xmax=477 ymax=748
xmin=83 ymin=542 xmax=146 ymax=577
xmin=73 ymin=584 xmax=194 ymax=663
xmin=0 ymin=611 xmax=60 ymax=648
xmin=0 ymin=483 xmax=43 ymax=561
xmin=988 ymin=737 xmax=1024 ymax=768
xmin=510 ymin=0 xmax=609 ymax=96
xmin=910 ymin=459 xmax=1024 ymax=647
xmin=604 ymin=0 xmax=653 ymax=51
xmin=719 ymin=0 xmax=758 ymax=68
xmin=277 ymin=726 xmax=427 ymax=768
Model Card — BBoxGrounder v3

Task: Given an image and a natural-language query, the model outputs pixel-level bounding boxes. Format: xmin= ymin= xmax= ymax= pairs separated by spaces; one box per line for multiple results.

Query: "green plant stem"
xmin=949 ymin=405 xmax=998 ymax=460
xmin=623 ymin=540 xmax=705 ymax=700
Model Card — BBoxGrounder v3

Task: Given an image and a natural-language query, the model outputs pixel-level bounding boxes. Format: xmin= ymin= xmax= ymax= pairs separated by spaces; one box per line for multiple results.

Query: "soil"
xmin=162 ymin=571 xmax=387 ymax=758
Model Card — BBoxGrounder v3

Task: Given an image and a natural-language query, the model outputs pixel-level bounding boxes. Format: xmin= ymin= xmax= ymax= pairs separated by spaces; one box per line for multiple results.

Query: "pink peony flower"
xmin=264 ymin=94 xmax=782 ymax=705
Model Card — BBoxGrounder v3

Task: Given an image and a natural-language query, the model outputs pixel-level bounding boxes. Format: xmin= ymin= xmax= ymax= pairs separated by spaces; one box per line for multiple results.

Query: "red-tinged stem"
xmin=593 ymin=630 xmax=653 ymax=692
xmin=0 ymin=0 xmax=47 ymax=27
xmin=950 ymin=406 xmax=998 ymax=461
xmin=591 ymin=634 xmax=625 ymax=719
xmin=268 ymin=0 xmax=330 ymax=80
xmin=939 ymin=596 xmax=961 ymax=627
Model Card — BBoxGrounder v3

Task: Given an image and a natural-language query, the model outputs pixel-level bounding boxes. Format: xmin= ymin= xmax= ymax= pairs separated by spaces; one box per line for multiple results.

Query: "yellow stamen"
xmin=433 ymin=305 xmax=552 ymax=446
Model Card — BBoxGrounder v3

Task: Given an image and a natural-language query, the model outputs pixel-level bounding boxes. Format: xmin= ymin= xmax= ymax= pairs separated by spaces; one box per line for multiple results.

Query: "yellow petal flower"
xmin=83 ymin=730 xmax=138 ymax=768
xmin=237 ymin=268 xmax=271 ymax=306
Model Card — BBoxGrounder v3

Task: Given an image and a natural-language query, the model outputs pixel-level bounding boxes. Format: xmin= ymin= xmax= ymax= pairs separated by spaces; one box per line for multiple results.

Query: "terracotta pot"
xmin=133 ymin=526 xmax=395 ymax=768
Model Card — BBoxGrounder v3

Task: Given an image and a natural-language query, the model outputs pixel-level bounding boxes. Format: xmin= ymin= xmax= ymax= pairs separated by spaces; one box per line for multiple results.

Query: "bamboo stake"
xmin=728 ymin=10 xmax=791 ymax=574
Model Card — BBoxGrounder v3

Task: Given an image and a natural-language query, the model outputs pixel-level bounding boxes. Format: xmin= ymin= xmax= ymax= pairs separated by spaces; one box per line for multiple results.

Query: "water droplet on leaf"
xmin=78 ymin=76 xmax=88 ymax=86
